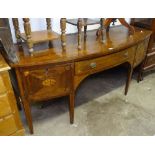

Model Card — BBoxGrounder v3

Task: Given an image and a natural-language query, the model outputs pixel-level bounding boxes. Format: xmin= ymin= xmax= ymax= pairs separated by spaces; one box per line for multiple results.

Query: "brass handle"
xmin=90 ymin=62 xmax=97 ymax=68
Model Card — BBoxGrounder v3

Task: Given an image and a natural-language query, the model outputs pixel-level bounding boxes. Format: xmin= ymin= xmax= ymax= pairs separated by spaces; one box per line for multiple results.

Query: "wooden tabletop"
xmin=11 ymin=26 xmax=152 ymax=68
xmin=0 ymin=54 xmax=10 ymax=72
xmin=20 ymin=30 xmax=60 ymax=44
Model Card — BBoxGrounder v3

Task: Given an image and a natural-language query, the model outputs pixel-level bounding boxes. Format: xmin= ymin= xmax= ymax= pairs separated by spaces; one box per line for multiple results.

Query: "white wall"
xmin=9 ymin=18 xmax=130 ymax=43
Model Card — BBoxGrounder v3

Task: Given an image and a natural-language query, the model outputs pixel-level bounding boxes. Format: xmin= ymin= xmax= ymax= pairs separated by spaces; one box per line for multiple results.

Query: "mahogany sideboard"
xmin=9 ymin=26 xmax=151 ymax=134
xmin=0 ymin=54 xmax=24 ymax=136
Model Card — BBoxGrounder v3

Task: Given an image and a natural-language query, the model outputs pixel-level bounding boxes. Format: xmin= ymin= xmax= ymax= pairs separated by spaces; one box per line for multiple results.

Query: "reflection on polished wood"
xmin=11 ymin=26 xmax=151 ymax=67
xmin=20 ymin=30 xmax=59 ymax=44
xmin=66 ymin=18 xmax=100 ymax=26
xmin=10 ymin=26 xmax=151 ymax=134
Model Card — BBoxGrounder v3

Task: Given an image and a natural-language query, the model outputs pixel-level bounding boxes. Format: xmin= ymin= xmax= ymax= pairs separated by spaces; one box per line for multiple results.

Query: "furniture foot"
xmin=125 ymin=64 xmax=133 ymax=95
xmin=69 ymin=92 xmax=75 ymax=124
xmin=137 ymin=71 xmax=144 ymax=82
xmin=137 ymin=59 xmax=146 ymax=82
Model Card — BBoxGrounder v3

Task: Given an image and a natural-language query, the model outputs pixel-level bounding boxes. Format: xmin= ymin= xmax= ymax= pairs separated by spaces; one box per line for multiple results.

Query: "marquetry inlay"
xmin=42 ymin=78 xmax=56 ymax=86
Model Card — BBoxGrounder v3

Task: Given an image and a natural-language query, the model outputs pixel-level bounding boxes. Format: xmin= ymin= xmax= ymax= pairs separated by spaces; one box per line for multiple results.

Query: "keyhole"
xmin=45 ymin=68 xmax=49 ymax=76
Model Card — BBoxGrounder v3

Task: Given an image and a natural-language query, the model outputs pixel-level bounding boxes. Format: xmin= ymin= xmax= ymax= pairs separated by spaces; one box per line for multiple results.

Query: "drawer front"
xmin=0 ymin=114 xmax=17 ymax=136
xmin=134 ymin=39 xmax=149 ymax=67
xmin=0 ymin=72 xmax=11 ymax=95
xmin=75 ymin=47 xmax=134 ymax=75
xmin=22 ymin=64 xmax=72 ymax=101
xmin=0 ymin=93 xmax=12 ymax=117
xmin=0 ymin=74 xmax=7 ymax=94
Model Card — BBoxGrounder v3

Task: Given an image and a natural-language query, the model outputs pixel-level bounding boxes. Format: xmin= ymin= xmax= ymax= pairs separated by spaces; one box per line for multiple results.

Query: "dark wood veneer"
xmin=9 ymin=26 xmax=151 ymax=134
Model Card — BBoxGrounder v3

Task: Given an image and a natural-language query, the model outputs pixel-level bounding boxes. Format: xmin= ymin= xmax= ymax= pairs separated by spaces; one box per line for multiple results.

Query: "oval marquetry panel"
xmin=22 ymin=64 xmax=72 ymax=101
xmin=42 ymin=78 xmax=56 ymax=86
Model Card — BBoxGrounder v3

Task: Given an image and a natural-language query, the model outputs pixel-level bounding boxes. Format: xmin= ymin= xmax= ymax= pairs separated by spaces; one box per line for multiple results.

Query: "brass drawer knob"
xmin=124 ymin=52 xmax=128 ymax=57
xmin=90 ymin=62 xmax=97 ymax=68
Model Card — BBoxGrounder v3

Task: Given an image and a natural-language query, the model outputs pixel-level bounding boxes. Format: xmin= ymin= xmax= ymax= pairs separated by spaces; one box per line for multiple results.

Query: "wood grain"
xmin=8 ymin=26 xmax=151 ymax=134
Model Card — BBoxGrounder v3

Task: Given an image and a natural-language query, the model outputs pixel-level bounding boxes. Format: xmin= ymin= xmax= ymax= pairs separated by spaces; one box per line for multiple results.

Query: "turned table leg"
xmin=12 ymin=18 xmax=21 ymax=44
xmin=23 ymin=18 xmax=34 ymax=54
xmin=84 ymin=25 xmax=87 ymax=41
xmin=60 ymin=18 xmax=66 ymax=51
xmin=125 ymin=63 xmax=133 ymax=95
xmin=46 ymin=18 xmax=53 ymax=48
xmin=96 ymin=18 xmax=104 ymax=39
xmin=46 ymin=18 xmax=52 ymax=31
xmin=77 ymin=18 xmax=83 ymax=50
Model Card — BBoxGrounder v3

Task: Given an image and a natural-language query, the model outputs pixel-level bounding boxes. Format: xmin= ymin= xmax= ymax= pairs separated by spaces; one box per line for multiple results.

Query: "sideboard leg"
xmin=69 ymin=92 xmax=75 ymax=124
xmin=15 ymin=69 xmax=33 ymax=134
xmin=22 ymin=99 xmax=34 ymax=134
xmin=125 ymin=64 xmax=133 ymax=95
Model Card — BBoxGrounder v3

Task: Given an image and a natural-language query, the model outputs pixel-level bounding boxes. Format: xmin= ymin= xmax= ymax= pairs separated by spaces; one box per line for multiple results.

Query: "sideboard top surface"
xmin=11 ymin=26 xmax=152 ymax=68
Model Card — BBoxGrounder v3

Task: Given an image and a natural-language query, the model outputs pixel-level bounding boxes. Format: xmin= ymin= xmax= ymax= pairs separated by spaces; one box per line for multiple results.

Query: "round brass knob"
xmin=90 ymin=62 xmax=97 ymax=68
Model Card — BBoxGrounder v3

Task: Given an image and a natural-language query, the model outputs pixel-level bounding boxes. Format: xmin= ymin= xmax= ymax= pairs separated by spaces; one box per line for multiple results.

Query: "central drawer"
xmin=75 ymin=48 xmax=132 ymax=75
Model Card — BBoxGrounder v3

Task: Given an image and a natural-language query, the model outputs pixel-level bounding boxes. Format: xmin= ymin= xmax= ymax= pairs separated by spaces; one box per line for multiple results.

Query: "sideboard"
xmin=9 ymin=26 xmax=151 ymax=134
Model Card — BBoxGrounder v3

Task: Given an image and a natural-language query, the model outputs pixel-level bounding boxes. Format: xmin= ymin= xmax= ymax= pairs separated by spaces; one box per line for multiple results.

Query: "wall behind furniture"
xmin=9 ymin=18 xmax=130 ymax=43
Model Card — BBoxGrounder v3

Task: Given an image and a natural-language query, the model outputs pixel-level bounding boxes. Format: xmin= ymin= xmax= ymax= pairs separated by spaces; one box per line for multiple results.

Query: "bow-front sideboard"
xmin=9 ymin=26 xmax=151 ymax=134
